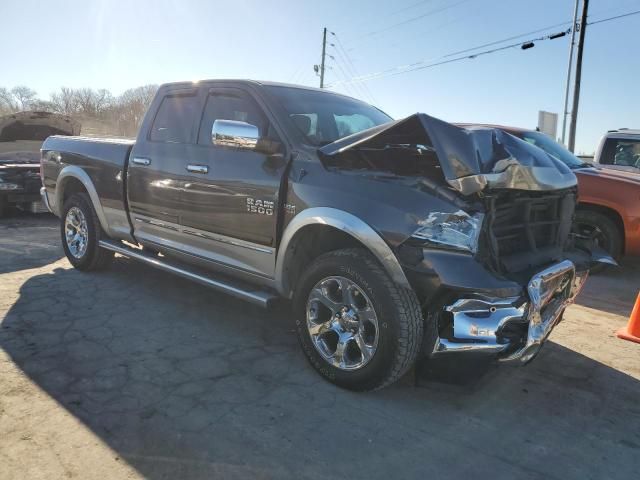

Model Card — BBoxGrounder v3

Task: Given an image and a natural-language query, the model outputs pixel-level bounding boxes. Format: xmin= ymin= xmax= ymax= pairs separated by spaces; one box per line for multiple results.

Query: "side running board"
xmin=98 ymin=240 xmax=277 ymax=308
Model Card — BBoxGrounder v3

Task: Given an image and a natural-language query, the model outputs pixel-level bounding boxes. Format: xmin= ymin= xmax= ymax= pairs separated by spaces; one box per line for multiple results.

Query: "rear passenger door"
xmin=127 ymin=88 xmax=201 ymax=245
xmin=178 ymin=86 xmax=287 ymax=278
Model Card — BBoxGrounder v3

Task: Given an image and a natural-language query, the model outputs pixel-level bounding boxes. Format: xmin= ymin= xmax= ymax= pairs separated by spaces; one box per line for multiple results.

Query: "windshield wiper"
xmin=570 ymin=162 xmax=592 ymax=169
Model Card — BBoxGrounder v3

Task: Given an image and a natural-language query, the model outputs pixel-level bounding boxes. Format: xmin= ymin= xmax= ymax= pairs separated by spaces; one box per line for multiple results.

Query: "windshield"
xmin=266 ymin=86 xmax=392 ymax=146
xmin=518 ymin=130 xmax=587 ymax=168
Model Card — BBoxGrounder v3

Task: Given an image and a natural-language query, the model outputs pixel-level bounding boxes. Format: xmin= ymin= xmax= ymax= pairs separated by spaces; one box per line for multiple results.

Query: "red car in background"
xmin=459 ymin=125 xmax=640 ymax=266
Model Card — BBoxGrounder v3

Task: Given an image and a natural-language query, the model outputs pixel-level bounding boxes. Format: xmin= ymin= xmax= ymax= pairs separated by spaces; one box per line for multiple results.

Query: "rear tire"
xmin=61 ymin=193 xmax=114 ymax=271
xmin=293 ymin=248 xmax=427 ymax=391
xmin=573 ymin=210 xmax=622 ymax=273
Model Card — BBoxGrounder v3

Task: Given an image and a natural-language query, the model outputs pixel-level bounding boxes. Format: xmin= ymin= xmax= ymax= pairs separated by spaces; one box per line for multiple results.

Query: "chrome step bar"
xmin=98 ymin=240 xmax=277 ymax=308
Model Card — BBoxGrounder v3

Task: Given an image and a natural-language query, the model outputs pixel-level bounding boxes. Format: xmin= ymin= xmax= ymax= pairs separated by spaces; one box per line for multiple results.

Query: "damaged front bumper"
xmin=433 ymin=260 xmax=588 ymax=363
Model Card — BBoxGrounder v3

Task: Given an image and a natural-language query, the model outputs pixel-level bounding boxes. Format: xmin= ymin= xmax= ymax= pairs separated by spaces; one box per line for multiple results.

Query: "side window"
xmin=599 ymin=139 xmax=615 ymax=165
xmin=149 ymin=94 xmax=200 ymax=143
xmin=198 ymin=90 xmax=268 ymax=145
xmin=290 ymin=113 xmax=318 ymax=138
xmin=612 ymin=139 xmax=640 ymax=167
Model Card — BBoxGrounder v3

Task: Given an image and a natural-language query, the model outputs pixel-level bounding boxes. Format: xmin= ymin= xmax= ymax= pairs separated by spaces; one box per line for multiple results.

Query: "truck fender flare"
xmin=56 ymin=166 xmax=113 ymax=237
xmin=274 ymin=207 xmax=411 ymax=297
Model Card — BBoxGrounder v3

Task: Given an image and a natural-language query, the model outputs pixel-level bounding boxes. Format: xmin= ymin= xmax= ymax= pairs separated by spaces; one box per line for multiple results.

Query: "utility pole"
xmin=568 ymin=0 xmax=589 ymax=153
xmin=320 ymin=27 xmax=327 ymax=88
xmin=561 ymin=0 xmax=580 ymax=145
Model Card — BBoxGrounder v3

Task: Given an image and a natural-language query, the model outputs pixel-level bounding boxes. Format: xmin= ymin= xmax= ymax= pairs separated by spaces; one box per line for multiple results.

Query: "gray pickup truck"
xmin=41 ymin=80 xmax=608 ymax=391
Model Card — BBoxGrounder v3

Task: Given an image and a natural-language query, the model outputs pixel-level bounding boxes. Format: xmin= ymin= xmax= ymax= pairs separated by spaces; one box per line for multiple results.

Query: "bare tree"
xmin=11 ymin=86 xmax=37 ymax=111
xmin=95 ymin=89 xmax=113 ymax=116
xmin=2 ymin=83 xmax=159 ymax=137
xmin=50 ymin=87 xmax=79 ymax=115
xmin=76 ymin=88 xmax=98 ymax=116
xmin=30 ymin=99 xmax=56 ymax=111
xmin=109 ymin=84 xmax=158 ymax=136
xmin=0 ymin=87 xmax=18 ymax=113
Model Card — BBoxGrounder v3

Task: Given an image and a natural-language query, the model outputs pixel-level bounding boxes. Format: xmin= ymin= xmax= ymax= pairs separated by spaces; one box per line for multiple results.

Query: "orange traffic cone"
xmin=617 ymin=292 xmax=640 ymax=344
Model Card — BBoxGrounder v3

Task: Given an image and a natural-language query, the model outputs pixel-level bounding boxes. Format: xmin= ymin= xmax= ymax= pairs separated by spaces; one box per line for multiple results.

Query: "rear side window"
xmin=198 ymin=90 xmax=268 ymax=145
xmin=150 ymin=94 xmax=200 ymax=143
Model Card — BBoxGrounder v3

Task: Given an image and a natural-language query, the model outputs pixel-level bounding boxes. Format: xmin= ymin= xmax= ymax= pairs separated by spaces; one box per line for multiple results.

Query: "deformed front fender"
xmin=275 ymin=207 xmax=411 ymax=297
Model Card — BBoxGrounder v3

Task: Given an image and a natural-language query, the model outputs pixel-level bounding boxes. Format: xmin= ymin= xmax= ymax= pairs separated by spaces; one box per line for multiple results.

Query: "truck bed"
xmin=41 ymin=135 xmax=135 ymax=238
xmin=0 ymin=140 xmax=43 ymax=163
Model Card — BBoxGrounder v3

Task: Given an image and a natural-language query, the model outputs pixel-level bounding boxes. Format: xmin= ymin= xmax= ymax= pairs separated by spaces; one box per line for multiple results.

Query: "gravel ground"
xmin=1 ymin=212 xmax=639 ymax=480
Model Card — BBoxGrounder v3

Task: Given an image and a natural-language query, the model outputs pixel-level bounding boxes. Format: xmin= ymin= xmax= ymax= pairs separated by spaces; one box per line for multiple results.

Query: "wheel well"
xmin=61 ymin=177 xmax=88 ymax=206
xmin=576 ymin=203 xmax=625 ymax=253
xmin=282 ymin=224 xmax=371 ymax=297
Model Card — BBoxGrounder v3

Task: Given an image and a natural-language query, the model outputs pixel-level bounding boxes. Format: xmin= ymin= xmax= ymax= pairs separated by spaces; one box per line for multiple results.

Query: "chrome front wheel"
xmin=294 ymin=249 xmax=426 ymax=391
xmin=306 ymin=276 xmax=379 ymax=371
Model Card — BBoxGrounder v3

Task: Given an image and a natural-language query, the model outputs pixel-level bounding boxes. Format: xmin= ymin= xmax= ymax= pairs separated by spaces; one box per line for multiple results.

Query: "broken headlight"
xmin=411 ymin=210 xmax=484 ymax=253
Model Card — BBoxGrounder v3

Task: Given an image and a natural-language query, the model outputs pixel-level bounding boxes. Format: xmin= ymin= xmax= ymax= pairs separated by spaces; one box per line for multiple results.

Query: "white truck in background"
xmin=594 ymin=129 xmax=640 ymax=172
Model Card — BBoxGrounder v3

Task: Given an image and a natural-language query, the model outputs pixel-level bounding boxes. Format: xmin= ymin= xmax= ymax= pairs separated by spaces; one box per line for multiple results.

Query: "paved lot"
xmin=1 ymin=212 xmax=639 ymax=480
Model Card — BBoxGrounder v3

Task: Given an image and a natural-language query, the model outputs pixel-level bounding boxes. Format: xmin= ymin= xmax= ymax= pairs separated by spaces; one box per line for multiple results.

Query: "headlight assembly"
xmin=411 ymin=210 xmax=484 ymax=253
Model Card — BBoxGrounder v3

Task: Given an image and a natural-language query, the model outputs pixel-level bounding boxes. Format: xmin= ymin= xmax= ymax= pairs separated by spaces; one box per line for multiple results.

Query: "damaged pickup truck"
xmin=0 ymin=111 xmax=80 ymax=216
xmin=40 ymin=81 xmax=610 ymax=391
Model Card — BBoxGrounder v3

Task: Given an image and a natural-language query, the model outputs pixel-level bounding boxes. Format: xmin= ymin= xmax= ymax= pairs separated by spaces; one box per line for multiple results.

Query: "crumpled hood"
xmin=319 ymin=113 xmax=577 ymax=195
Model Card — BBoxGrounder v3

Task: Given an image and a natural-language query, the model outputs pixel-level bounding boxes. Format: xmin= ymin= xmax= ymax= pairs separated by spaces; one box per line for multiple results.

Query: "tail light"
xmin=40 ymin=150 xmax=45 ymax=184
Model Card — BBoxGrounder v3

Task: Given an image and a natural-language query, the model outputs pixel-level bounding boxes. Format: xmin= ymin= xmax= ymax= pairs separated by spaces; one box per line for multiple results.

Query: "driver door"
xmin=178 ymin=86 xmax=286 ymax=278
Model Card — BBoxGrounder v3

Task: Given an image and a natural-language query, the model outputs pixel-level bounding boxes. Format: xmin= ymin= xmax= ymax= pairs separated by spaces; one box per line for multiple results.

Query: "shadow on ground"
xmin=0 ymin=212 xmax=61 ymax=274
xmin=576 ymin=256 xmax=640 ymax=317
xmin=2 ymin=256 xmax=639 ymax=479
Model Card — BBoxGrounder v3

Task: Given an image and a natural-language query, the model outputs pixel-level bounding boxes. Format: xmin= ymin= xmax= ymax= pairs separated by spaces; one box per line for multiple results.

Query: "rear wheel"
xmin=293 ymin=248 xmax=428 ymax=391
xmin=573 ymin=210 xmax=622 ymax=273
xmin=61 ymin=193 xmax=113 ymax=271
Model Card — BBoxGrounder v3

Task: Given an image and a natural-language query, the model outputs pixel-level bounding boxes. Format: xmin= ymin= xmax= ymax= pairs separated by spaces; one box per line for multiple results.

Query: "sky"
xmin=2 ymin=0 xmax=638 ymax=153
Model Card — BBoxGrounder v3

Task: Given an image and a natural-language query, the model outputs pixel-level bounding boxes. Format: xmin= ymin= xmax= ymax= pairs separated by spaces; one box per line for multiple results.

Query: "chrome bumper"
xmin=433 ymin=260 xmax=588 ymax=363
xmin=40 ymin=186 xmax=53 ymax=214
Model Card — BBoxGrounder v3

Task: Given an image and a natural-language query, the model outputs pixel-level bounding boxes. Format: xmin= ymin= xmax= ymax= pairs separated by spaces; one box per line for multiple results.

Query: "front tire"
xmin=61 ymin=193 xmax=114 ymax=271
xmin=293 ymin=248 xmax=428 ymax=391
xmin=573 ymin=210 xmax=622 ymax=273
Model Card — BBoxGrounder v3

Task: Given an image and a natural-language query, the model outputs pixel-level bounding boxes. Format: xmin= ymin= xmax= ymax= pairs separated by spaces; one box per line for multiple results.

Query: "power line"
xmin=327 ymin=28 xmax=570 ymax=87
xmin=328 ymin=55 xmax=360 ymax=98
xmin=329 ymin=51 xmax=369 ymax=101
xmin=330 ymin=32 xmax=378 ymax=104
xmin=347 ymin=0 xmax=473 ymax=43
xmin=441 ymin=20 xmax=572 ymax=58
xmin=328 ymin=7 xmax=640 ymax=88
xmin=344 ymin=0 xmax=633 ymax=48
xmin=587 ymin=8 xmax=640 ymax=26
xmin=384 ymin=0 xmax=437 ymax=18
xmin=349 ymin=0 xmax=436 ymax=30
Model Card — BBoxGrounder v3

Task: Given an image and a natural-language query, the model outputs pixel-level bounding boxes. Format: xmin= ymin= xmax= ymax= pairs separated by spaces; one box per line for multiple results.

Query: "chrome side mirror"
xmin=211 ymin=119 xmax=259 ymax=150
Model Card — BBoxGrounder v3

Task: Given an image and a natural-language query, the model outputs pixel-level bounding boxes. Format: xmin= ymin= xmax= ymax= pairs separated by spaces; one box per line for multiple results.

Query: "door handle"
xmin=186 ymin=164 xmax=209 ymax=174
xmin=132 ymin=157 xmax=151 ymax=166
